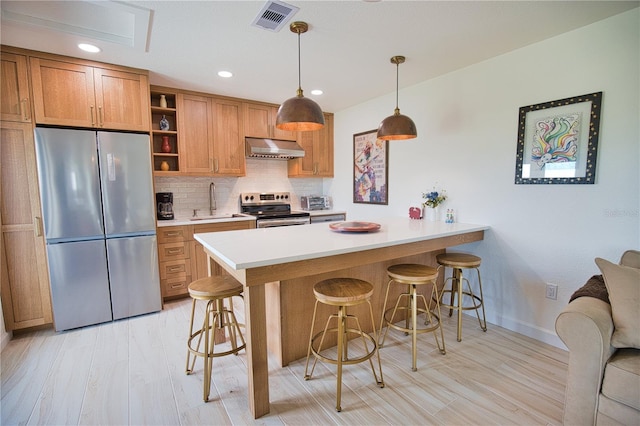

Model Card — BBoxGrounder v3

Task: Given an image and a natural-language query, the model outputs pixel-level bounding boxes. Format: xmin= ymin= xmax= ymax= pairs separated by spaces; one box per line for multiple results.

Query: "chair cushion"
xmin=595 ymin=258 xmax=640 ymax=349
xmin=601 ymin=348 xmax=640 ymax=411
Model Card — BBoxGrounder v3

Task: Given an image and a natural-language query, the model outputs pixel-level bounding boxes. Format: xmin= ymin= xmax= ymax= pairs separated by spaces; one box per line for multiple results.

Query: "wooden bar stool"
xmin=186 ymin=275 xmax=246 ymax=402
xmin=304 ymin=278 xmax=384 ymax=412
xmin=436 ymin=252 xmax=487 ymax=342
xmin=379 ymin=264 xmax=446 ymax=372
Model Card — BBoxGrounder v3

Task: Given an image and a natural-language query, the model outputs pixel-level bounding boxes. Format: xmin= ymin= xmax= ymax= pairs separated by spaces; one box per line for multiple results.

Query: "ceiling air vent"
xmin=251 ymin=0 xmax=299 ymax=32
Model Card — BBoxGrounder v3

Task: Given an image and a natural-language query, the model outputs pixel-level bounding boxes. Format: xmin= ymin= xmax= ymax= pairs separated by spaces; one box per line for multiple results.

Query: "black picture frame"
xmin=353 ymin=129 xmax=388 ymax=205
xmin=515 ymin=92 xmax=602 ymax=184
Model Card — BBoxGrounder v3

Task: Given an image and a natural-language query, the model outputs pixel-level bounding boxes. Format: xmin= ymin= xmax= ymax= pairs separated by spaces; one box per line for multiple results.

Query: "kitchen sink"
xmin=189 ymin=213 xmax=248 ymax=221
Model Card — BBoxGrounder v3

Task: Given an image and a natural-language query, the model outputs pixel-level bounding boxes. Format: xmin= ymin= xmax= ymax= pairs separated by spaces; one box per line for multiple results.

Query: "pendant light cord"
xmin=297 ymin=30 xmax=302 ymax=92
xmin=395 ymin=61 xmax=400 ymax=111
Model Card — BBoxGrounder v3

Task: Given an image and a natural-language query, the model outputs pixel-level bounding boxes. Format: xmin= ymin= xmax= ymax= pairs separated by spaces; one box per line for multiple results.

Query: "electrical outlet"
xmin=546 ymin=283 xmax=558 ymax=300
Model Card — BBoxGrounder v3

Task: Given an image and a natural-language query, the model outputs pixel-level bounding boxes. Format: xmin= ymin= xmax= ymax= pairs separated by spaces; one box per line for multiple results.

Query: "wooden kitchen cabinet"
xmin=157 ymin=225 xmax=193 ymax=299
xmin=243 ymin=101 xmax=297 ymax=141
xmin=1 ymin=51 xmax=32 ymax=122
xmin=177 ymin=93 xmax=214 ymax=175
xmin=211 ymin=97 xmax=245 ymax=176
xmin=29 ymin=56 xmax=150 ymax=131
xmin=288 ymin=113 xmax=334 ymax=177
xmin=0 ymin=121 xmax=53 ymax=331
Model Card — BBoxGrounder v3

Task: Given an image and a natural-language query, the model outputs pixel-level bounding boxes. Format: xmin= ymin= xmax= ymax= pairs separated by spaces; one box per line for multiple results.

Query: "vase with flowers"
xmin=422 ymin=185 xmax=447 ymax=221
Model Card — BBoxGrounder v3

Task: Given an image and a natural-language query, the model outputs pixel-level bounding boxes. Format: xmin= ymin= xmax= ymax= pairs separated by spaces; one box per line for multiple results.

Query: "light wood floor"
xmin=1 ymin=297 xmax=568 ymax=425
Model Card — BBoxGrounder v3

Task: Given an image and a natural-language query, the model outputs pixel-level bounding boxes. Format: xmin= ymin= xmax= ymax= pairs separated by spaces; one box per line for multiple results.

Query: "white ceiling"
xmin=1 ymin=0 xmax=638 ymax=112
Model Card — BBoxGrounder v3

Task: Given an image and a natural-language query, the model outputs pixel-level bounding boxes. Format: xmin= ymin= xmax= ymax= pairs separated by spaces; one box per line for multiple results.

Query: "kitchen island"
xmin=194 ymin=217 xmax=488 ymax=418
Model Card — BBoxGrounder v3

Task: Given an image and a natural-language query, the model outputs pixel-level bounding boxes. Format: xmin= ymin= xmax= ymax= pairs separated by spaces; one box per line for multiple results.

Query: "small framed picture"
xmin=514 ymin=92 xmax=602 ymax=184
xmin=353 ymin=129 xmax=388 ymax=205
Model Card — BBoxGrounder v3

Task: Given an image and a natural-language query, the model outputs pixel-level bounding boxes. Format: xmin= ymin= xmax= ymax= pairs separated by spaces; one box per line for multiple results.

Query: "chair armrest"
xmin=555 ymin=296 xmax=616 ymax=426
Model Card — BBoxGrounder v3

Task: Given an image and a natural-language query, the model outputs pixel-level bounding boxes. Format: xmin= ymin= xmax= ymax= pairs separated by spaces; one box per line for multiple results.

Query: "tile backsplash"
xmin=154 ymin=158 xmax=324 ymax=217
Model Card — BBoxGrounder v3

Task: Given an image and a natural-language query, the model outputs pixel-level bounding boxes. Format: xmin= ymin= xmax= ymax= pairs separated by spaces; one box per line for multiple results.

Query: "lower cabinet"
xmin=157 ymin=220 xmax=254 ymax=299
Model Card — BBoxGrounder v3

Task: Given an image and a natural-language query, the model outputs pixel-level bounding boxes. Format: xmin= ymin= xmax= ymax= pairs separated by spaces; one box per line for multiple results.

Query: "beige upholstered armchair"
xmin=555 ymin=250 xmax=640 ymax=425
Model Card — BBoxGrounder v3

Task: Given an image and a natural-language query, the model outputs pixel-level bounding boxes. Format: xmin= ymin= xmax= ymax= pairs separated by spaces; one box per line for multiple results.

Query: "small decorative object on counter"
xmin=445 ymin=209 xmax=455 ymax=223
xmin=409 ymin=207 xmax=422 ymax=219
xmin=422 ymin=183 xmax=447 ymax=222
xmin=160 ymin=161 xmax=170 ymax=171
xmin=159 ymin=114 xmax=170 ymax=131
xmin=161 ymin=136 xmax=171 ymax=153
xmin=159 ymin=94 xmax=168 ymax=108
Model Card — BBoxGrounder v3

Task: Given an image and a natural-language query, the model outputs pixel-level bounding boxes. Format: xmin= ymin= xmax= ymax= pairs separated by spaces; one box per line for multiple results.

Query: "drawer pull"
xmin=166 ymin=248 xmax=183 ymax=255
xmin=165 ymin=231 xmax=181 ymax=237
xmin=168 ymin=266 xmax=184 ymax=272
xmin=170 ymin=283 xmax=184 ymax=289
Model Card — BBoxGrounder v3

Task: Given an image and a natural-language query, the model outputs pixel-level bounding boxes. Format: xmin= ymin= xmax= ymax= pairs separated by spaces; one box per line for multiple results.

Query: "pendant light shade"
xmin=276 ymin=21 xmax=325 ymax=132
xmin=377 ymin=56 xmax=417 ymax=140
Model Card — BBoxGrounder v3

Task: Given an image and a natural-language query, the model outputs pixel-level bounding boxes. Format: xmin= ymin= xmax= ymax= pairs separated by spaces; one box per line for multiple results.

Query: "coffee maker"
xmin=156 ymin=192 xmax=174 ymax=220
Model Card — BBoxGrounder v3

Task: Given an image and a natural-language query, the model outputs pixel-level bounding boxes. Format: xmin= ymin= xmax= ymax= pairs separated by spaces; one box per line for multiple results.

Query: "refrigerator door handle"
xmin=35 ymin=216 xmax=43 ymax=237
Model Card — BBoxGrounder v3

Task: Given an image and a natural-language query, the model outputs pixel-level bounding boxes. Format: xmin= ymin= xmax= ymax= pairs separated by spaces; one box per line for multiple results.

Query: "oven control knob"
xmin=284 ymin=194 xmax=289 ymax=200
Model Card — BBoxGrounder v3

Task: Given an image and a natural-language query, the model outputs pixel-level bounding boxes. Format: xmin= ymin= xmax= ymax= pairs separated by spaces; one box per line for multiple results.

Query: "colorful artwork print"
xmin=353 ymin=130 xmax=388 ymax=205
xmin=531 ymin=113 xmax=580 ymax=170
xmin=514 ymin=92 xmax=602 ymax=185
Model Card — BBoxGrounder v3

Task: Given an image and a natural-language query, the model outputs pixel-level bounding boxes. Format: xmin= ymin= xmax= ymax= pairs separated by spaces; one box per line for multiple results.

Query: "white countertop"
xmin=194 ymin=217 xmax=488 ymax=270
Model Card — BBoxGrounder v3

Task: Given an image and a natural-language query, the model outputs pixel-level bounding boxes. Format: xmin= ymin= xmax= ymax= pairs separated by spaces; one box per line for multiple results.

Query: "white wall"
xmin=325 ymin=9 xmax=640 ymax=348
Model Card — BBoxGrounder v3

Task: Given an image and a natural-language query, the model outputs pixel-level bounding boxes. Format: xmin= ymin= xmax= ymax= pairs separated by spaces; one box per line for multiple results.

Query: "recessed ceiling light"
xmin=310 ymin=89 xmax=323 ymax=96
xmin=78 ymin=43 xmax=101 ymax=53
xmin=217 ymin=71 xmax=233 ymax=78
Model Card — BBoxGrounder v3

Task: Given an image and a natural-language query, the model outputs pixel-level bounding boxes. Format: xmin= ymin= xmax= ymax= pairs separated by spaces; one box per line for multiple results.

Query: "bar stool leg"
xmin=186 ymin=298 xmax=199 ymax=374
xmin=474 ymin=267 xmax=487 ymax=332
xmin=455 ymin=268 xmax=464 ymax=342
xmin=336 ymin=305 xmax=346 ymax=412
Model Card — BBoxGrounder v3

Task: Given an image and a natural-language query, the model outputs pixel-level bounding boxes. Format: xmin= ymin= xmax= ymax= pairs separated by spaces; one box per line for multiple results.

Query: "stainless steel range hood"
xmin=245 ymin=137 xmax=305 ymax=159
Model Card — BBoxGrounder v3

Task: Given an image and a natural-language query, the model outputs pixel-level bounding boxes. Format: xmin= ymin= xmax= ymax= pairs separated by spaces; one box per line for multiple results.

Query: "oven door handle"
xmin=257 ymin=218 xmax=310 ymax=228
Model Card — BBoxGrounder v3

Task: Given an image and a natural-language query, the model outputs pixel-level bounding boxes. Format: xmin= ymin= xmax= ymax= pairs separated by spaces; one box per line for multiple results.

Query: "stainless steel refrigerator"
xmin=34 ymin=127 xmax=161 ymax=331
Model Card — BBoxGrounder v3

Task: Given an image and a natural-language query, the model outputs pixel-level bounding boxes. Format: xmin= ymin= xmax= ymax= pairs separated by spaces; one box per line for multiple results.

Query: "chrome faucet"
xmin=209 ymin=182 xmax=216 ymax=215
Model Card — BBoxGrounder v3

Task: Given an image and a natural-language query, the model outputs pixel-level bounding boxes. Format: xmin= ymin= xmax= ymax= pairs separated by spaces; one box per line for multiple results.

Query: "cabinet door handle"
xmin=90 ymin=106 xmax=96 ymax=126
xmin=21 ymin=98 xmax=29 ymax=121
xmin=35 ymin=216 xmax=43 ymax=237
xmin=98 ymin=106 xmax=103 ymax=127
xmin=213 ymin=158 xmax=219 ymax=173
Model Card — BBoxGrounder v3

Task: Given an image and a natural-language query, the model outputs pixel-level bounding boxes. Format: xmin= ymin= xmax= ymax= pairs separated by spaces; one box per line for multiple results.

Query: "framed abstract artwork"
xmin=353 ymin=129 xmax=388 ymax=205
xmin=514 ymin=92 xmax=602 ymax=184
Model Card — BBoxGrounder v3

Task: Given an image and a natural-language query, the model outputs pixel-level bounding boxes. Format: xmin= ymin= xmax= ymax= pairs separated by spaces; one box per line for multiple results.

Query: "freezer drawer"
xmin=46 ymin=240 xmax=113 ymax=331
xmin=107 ymin=235 xmax=162 ymax=320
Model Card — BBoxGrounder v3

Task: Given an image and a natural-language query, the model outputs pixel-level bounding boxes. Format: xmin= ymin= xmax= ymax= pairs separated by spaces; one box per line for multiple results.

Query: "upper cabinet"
xmin=174 ymin=93 xmax=245 ymax=177
xmin=30 ymin=56 xmax=150 ymax=131
xmin=243 ymin=101 xmax=297 ymax=141
xmin=288 ymin=113 xmax=334 ymax=177
xmin=212 ymin=98 xmax=245 ymax=176
xmin=1 ymin=51 xmax=32 ymax=122
xmin=177 ymin=93 xmax=214 ymax=175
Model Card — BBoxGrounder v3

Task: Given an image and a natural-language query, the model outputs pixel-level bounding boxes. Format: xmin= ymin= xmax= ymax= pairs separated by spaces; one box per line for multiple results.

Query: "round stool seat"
xmin=313 ymin=278 xmax=373 ymax=306
xmin=436 ymin=252 xmax=481 ymax=268
xmin=387 ymin=264 xmax=438 ymax=283
xmin=188 ymin=275 xmax=243 ymax=300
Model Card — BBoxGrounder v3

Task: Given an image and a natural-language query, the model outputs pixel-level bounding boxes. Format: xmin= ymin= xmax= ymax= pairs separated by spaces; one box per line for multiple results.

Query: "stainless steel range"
xmin=240 ymin=192 xmax=310 ymax=228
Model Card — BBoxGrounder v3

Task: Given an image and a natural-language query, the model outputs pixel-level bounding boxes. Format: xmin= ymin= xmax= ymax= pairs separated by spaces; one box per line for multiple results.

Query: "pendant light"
xmin=377 ymin=55 xmax=417 ymax=140
xmin=276 ymin=21 xmax=325 ymax=132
